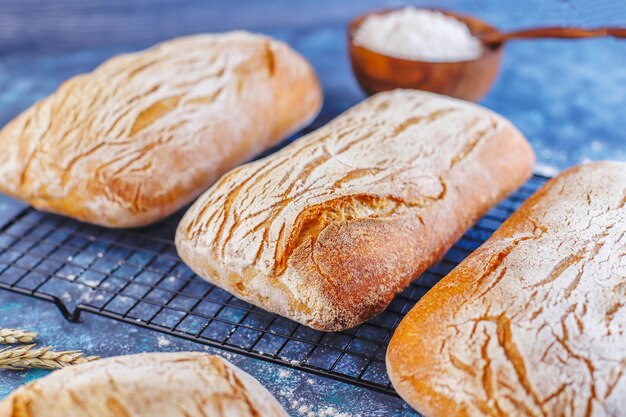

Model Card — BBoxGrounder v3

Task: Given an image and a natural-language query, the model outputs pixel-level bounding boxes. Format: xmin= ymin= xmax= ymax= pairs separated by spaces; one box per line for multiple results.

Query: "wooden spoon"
xmin=480 ymin=26 xmax=626 ymax=47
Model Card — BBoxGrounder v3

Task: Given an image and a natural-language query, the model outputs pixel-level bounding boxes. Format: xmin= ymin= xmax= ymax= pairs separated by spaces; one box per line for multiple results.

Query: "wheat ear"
xmin=0 ymin=328 xmax=37 ymax=344
xmin=0 ymin=345 xmax=99 ymax=370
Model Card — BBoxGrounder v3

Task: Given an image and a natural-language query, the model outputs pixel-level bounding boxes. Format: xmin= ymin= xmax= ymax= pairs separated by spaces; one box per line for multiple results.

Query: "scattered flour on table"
xmin=215 ymin=351 xmax=236 ymax=361
xmin=78 ymin=290 xmax=98 ymax=303
xmin=297 ymin=404 xmax=312 ymax=414
xmin=291 ymin=399 xmax=359 ymax=417
xmin=278 ymin=369 xmax=291 ymax=378
xmin=534 ymin=162 xmax=560 ymax=177
xmin=318 ymin=407 xmax=357 ymax=417
xmin=590 ymin=140 xmax=605 ymax=152
xmin=354 ymin=7 xmax=483 ymax=62
xmin=156 ymin=335 xmax=172 ymax=347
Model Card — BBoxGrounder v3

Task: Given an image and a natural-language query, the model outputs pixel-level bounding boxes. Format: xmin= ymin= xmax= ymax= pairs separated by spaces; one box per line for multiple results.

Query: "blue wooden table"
xmin=1 ymin=1 xmax=625 ymax=415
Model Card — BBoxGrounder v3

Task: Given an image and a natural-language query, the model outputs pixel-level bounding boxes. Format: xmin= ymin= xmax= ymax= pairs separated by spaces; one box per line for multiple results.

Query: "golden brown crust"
xmin=0 ymin=31 xmax=322 ymax=227
xmin=176 ymin=90 xmax=535 ymax=331
xmin=387 ymin=161 xmax=626 ymax=417
xmin=0 ymin=352 xmax=288 ymax=417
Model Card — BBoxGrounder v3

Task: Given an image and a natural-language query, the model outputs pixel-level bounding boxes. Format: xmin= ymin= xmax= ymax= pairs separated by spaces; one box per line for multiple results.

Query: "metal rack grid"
xmin=0 ymin=174 xmax=548 ymax=396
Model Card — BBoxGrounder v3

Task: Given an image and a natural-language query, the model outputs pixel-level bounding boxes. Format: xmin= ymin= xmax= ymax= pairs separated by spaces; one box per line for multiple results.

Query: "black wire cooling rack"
xmin=0 ymin=174 xmax=548 ymax=395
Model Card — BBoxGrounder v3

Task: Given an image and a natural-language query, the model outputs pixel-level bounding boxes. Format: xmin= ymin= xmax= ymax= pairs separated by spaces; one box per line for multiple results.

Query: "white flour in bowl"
xmin=353 ymin=8 xmax=483 ymax=62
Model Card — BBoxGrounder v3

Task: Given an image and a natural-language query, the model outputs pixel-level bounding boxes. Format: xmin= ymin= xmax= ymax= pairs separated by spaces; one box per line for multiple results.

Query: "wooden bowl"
xmin=348 ymin=9 xmax=503 ymax=102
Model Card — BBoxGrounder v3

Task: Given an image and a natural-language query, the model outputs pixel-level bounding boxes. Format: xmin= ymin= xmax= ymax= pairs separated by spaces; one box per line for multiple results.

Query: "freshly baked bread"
xmin=387 ymin=161 xmax=626 ymax=417
xmin=176 ymin=90 xmax=535 ymax=331
xmin=0 ymin=352 xmax=288 ymax=417
xmin=0 ymin=31 xmax=321 ymax=227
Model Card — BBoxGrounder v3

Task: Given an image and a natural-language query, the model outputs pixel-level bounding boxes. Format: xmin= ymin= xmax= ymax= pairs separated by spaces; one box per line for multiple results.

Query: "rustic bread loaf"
xmin=0 ymin=352 xmax=288 ymax=417
xmin=0 ymin=31 xmax=322 ymax=227
xmin=175 ymin=90 xmax=535 ymax=331
xmin=387 ymin=161 xmax=626 ymax=417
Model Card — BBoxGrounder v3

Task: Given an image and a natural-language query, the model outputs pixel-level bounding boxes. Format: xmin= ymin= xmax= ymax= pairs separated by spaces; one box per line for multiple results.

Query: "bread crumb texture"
xmin=0 ymin=352 xmax=288 ymax=417
xmin=387 ymin=161 xmax=626 ymax=417
xmin=0 ymin=31 xmax=321 ymax=227
xmin=176 ymin=89 xmax=535 ymax=331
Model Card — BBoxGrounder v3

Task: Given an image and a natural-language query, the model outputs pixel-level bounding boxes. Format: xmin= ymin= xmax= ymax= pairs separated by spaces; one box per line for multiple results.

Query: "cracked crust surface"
xmin=387 ymin=161 xmax=626 ymax=417
xmin=0 ymin=31 xmax=322 ymax=227
xmin=0 ymin=352 xmax=288 ymax=417
xmin=175 ymin=90 xmax=535 ymax=331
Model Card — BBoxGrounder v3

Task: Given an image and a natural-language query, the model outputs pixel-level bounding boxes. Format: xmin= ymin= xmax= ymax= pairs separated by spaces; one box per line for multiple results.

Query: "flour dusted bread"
xmin=176 ymin=90 xmax=535 ymax=331
xmin=0 ymin=31 xmax=321 ymax=227
xmin=387 ymin=162 xmax=626 ymax=417
xmin=0 ymin=352 xmax=288 ymax=417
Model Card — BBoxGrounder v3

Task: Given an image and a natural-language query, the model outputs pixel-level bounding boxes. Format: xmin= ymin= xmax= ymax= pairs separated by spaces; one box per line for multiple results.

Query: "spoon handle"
xmin=480 ymin=26 xmax=626 ymax=46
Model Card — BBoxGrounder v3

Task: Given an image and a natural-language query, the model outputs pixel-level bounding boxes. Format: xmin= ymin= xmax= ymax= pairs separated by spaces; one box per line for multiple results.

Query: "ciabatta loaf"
xmin=176 ymin=90 xmax=535 ymax=331
xmin=387 ymin=161 xmax=626 ymax=417
xmin=0 ymin=352 xmax=288 ymax=417
xmin=0 ymin=31 xmax=321 ymax=227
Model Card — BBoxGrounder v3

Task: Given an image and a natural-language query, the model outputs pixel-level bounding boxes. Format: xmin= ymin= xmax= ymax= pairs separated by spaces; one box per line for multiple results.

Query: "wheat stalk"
xmin=0 ymin=345 xmax=99 ymax=370
xmin=0 ymin=328 xmax=37 ymax=344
